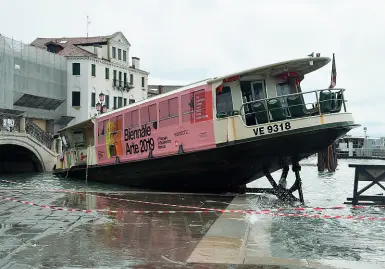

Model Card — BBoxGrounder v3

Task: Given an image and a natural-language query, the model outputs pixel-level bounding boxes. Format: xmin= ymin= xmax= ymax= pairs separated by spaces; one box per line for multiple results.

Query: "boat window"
xmin=125 ymin=109 xmax=139 ymax=129
xmin=159 ymin=97 xmax=179 ymax=128
xmin=124 ymin=111 xmax=131 ymax=128
xmin=216 ymin=85 xmax=233 ymax=117
xmin=240 ymin=81 xmax=255 ymax=126
xmin=276 ymin=82 xmax=290 ymax=96
xmin=276 ymin=82 xmax=291 ymax=108
xmin=115 ymin=115 xmax=123 ymax=156
xmin=149 ymin=104 xmax=157 ymax=128
xmin=140 ymin=106 xmax=150 ymax=125
xmin=131 ymin=109 xmax=139 ymax=128
xmin=252 ymin=81 xmax=265 ymax=100
xmin=97 ymin=120 xmax=108 ymax=145
xmin=181 ymin=93 xmax=194 ymax=123
xmin=98 ymin=120 xmax=107 ymax=136
xmin=116 ymin=115 xmax=123 ymax=131
xmin=109 ymin=117 xmax=117 ymax=133
xmin=240 ymin=81 xmax=252 ymax=112
xmin=140 ymin=104 xmax=157 ymax=129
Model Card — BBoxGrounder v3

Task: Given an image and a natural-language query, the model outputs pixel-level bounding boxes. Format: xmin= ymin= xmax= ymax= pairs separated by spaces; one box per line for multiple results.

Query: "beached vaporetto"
xmin=53 ymin=55 xmax=359 ymax=196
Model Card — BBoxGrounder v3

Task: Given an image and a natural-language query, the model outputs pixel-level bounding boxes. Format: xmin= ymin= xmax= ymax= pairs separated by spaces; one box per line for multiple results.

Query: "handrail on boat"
xmin=234 ymin=88 xmax=347 ymax=125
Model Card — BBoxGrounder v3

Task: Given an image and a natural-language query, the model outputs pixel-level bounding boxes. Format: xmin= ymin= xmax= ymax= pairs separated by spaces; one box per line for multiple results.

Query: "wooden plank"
xmin=348 ymin=164 xmax=385 ymax=168
xmin=346 ymin=196 xmax=385 ymax=201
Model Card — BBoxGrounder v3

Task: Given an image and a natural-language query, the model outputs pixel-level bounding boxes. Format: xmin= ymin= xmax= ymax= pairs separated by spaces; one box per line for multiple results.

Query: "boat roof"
xmin=207 ymin=56 xmax=330 ymax=83
xmin=59 ymin=56 xmax=331 ymax=128
xmin=57 ymin=118 xmax=93 ymax=133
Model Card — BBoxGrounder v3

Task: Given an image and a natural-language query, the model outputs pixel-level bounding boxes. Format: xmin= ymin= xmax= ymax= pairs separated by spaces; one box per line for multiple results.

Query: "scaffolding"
xmin=0 ymin=35 xmax=67 ymax=119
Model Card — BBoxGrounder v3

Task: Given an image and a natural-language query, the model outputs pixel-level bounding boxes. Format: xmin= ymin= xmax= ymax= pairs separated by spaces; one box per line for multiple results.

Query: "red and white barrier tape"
xmin=1 ymin=178 xmax=384 ymax=214
xmin=45 ymin=189 xmax=385 ymax=213
xmin=2 ymin=195 xmax=385 ymax=221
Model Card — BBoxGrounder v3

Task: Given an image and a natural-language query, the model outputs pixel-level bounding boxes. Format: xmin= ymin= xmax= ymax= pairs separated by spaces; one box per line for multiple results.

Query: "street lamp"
xmin=96 ymin=92 xmax=107 ymax=114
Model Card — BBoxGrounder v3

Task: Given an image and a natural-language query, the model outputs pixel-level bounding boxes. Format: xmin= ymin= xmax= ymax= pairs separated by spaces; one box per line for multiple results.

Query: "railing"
xmin=25 ymin=119 xmax=53 ymax=149
xmin=337 ymin=146 xmax=385 ymax=159
xmin=0 ymin=113 xmax=54 ymax=149
xmin=234 ymin=88 xmax=347 ymax=126
xmin=113 ymin=79 xmax=133 ymax=89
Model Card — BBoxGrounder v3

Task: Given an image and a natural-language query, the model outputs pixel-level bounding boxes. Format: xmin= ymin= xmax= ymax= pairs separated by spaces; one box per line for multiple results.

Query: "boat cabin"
xmin=214 ymin=56 xmax=344 ymax=126
xmin=54 ymin=119 xmax=96 ymax=169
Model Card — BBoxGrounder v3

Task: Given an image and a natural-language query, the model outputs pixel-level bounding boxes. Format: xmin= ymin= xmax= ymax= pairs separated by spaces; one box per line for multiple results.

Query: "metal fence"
xmin=237 ymin=88 xmax=347 ymax=125
xmin=338 ymin=147 xmax=385 ymax=159
xmin=25 ymin=119 xmax=53 ymax=149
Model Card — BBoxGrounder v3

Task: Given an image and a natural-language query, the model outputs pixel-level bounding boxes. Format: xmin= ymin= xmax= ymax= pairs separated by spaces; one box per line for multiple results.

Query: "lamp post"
xmin=96 ymin=92 xmax=107 ymax=115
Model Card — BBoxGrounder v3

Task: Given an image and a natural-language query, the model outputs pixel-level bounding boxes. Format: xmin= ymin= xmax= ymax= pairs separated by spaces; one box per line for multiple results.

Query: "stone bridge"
xmin=0 ymin=116 xmax=58 ymax=173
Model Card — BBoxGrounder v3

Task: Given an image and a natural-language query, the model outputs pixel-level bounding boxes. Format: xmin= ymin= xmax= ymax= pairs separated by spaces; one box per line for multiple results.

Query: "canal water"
xmin=0 ymin=157 xmax=384 ymax=268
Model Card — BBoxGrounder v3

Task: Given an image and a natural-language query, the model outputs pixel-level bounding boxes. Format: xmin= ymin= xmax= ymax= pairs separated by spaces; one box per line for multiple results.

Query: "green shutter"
xmin=72 ymin=63 xmax=80 ymax=75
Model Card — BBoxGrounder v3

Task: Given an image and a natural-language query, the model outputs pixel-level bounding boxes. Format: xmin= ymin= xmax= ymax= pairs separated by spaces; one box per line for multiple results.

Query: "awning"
xmin=0 ymin=108 xmax=25 ymax=116
xmin=55 ymin=116 xmax=75 ymax=126
xmin=57 ymin=118 xmax=94 ymax=133
xmin=14 ymin=94 xmax=65 ymax=110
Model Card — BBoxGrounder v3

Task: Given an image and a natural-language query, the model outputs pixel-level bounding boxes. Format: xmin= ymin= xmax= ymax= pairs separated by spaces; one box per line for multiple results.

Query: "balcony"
xmin=112 ymin=80 xmax=134 ymax=91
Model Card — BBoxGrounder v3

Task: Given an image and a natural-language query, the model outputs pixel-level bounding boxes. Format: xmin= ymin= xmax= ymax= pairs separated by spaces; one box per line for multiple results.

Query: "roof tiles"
xmin=30 ymin=33 xmax=117 ymax=57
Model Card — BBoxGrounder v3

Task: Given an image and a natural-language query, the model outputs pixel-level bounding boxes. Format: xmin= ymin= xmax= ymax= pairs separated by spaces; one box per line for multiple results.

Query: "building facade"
xmin=0 ymin=35 xmax=68 ymax=134
xmin=31 ymin=32 xmax=149 ymax=125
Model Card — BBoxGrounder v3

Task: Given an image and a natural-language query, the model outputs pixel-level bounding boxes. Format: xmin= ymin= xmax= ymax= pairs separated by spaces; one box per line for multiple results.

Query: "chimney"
xmin=94 ymin=45 xmax=102 ymax=59
xmin=132 ymin=57 xmax=140 ymax=69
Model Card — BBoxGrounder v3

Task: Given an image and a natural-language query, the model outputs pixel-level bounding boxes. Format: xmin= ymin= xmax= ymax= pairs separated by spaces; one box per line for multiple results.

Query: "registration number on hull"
xmin=253 ymin=122 xmax=292 ymax=136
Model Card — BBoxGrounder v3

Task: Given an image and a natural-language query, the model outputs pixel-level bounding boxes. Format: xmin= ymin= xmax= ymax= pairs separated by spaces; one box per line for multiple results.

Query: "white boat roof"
xmin=59 ymin=56 xmax=331 ymax=130
xmin=208 ymin=56 xmax=330 ymax=83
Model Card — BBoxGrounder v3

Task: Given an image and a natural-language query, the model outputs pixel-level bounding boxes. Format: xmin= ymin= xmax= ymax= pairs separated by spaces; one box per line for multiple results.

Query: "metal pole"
xmin=315 ymin=91 xmax=321 ymax=115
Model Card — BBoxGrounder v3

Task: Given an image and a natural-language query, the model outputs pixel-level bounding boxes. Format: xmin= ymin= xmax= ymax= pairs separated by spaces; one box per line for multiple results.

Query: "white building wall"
xmin=66 ymin=59 xmax=90 ymax=124
xmin=109 ymin=33 xmax=130 ymax=67
xmin=66 ymin=57 xmax=149 ymax=125
xmin=102 ymin=45 xmax=108 ymax=60
xmin=130 ymin=71 xmax=148 ymax=102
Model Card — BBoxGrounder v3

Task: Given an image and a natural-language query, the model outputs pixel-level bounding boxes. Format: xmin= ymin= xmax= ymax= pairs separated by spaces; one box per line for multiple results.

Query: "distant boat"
xmin=53 ymin=56 xmax=358 ymax=193
xmin=337 ymin=136 xmax=385 ymax=159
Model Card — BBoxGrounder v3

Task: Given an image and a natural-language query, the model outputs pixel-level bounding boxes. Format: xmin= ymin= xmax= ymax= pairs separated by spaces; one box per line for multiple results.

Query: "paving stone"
xmin=16 ymin=233 xmax=39 ymax=241
xmin=30 ymin=223 xmax=53 ymax=230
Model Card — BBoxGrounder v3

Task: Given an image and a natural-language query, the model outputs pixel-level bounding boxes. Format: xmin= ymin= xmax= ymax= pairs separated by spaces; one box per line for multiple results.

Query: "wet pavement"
xmin=0 ymin=158 xmax=385 ymax=268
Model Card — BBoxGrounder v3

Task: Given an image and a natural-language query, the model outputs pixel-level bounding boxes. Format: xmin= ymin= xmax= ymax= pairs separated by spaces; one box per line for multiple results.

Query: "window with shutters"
xmin=91 ymin=92 xmax=96 ymax=107
xmin=72 ymin=63 xmax=80 ymax=75
xmin=105 ymin=95 xmax=110 ymax=109
xmin=72 ymin=91 xmax=80 ymax=106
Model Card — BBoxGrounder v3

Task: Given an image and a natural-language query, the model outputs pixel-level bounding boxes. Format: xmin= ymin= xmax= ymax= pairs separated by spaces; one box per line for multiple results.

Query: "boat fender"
xmin=148 ymin=149 xmax=153 ymax=159
xmin=115 ymin=156 xmax=120 ymax=164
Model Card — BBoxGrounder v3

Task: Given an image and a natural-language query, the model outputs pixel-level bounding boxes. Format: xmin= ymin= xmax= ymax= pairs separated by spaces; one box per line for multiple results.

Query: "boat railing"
xmin=337 ymin=146 xmax=385 ymax=159
xmin=237 ymin=88 xmax=347 ymax=126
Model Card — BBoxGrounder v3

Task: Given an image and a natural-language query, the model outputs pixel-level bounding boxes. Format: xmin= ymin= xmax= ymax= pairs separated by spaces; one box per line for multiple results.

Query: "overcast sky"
xmin=1 ymin=0 xmax=384 ymax=137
